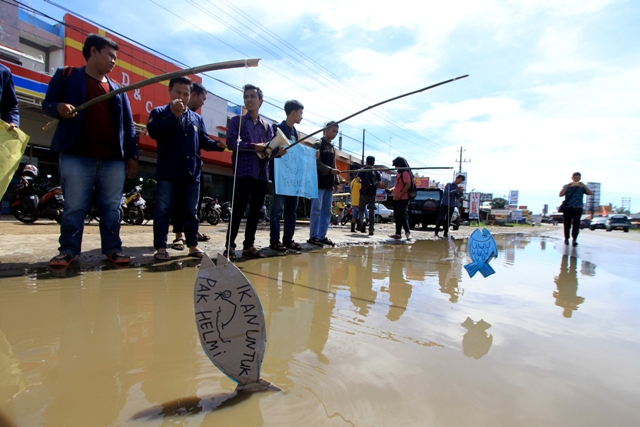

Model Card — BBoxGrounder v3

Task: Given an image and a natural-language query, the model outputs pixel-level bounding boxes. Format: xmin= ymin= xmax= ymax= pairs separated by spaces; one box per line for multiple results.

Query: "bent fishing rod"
xmin=284 ymin=74 xmax=469 ymax=151
xmin=42 ymin=58 xmax=261 ymax=130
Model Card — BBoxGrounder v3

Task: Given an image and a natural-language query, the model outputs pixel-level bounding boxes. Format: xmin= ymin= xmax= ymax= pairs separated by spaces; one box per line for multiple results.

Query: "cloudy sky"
xmin=32 ymin=0 xmax=639 ymax=212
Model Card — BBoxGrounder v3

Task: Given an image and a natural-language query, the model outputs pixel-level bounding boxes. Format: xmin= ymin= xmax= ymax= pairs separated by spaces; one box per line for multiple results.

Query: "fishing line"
xmin=226 ymin=62 xmax=248 ymax=263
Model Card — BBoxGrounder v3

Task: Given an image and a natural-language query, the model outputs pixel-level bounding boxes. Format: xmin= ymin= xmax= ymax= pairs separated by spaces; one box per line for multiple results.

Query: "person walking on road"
xmin=559 ymin=172 xmax=592 ymax=247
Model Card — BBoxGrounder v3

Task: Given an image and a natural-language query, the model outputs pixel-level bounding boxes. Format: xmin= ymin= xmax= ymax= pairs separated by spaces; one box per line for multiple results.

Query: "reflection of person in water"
xmin=435 ymin=240 xmax=463 ymax=302
xmin=461 ymin=317 xmax=493 ymax=359
xmin=554 ymin=254 xmax=585 ymax=318
xmin=308 ymin=252 xmax=336 ymax=365
xmin=386 ymin=245 xmax=412 ymax=321
xmin=349 ymin=246 xmax=377 ymax=317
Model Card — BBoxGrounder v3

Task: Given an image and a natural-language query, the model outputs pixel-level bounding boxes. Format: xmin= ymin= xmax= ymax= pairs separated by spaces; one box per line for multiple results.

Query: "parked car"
xmin=408 ymin=187 xmax=444 ymax=229
xmin=589 ymin=217 xmax=608 ymax=230
xmin=606 ymin=214 xmax=631 ymax=232
xmin=374 ymin=204 xmax=394 ymax=223
xmin=579 ymin=218 xmax=591 ymax=229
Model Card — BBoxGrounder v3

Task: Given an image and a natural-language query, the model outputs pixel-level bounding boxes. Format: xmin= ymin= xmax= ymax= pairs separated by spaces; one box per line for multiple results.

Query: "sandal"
xmin=106 ymin=252 xmax=131 ymax=264
xmin=49 ymin=253 xmax=75 ymax=267
xmin=223 ymin=249 xmax=237 ymax=261
xmin=198 ymin=233 xmax=210 ymax=242
xmin=307 ymin=238 xmax=324 ymax=246
xmin=154 ymin=251 xmax=171 ymax=261
xmin=285 ymin=241 xmax=302 ymax=250
xmin=171 ymin=238 xmax=185 ymax=250
xmin=242 ymin=247 xmax=266 ymax=258
xmin=188 ymin=250 xmax=205 ymax=259
xmin=319 ymin=238 xmax=335 ymax=247
xmin=269 ymin=243 xmax=287 ymax=252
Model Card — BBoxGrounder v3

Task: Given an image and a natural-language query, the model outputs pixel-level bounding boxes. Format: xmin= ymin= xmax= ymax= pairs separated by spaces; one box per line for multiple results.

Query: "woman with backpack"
xmin=388 ymin=157 xmax=413 ymax=240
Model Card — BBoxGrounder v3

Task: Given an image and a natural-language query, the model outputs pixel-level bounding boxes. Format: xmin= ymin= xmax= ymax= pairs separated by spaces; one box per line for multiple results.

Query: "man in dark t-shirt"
xmin=43 ymin=34 xmax=139 ymax=267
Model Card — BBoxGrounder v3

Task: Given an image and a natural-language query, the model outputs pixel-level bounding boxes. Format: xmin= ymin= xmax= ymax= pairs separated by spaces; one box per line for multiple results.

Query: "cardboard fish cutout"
xmin=464 ymin=228 xmax=498 ymax=278
xmin=194 ymin=253 xmax=281 ymax=406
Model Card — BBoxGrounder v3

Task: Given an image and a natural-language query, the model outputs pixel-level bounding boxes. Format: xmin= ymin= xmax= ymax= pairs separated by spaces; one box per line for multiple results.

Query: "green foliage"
xmin=491 ymin=197 xmax=508 ymax=209
xmin=612 ymin=206 xmax=630 ymax=215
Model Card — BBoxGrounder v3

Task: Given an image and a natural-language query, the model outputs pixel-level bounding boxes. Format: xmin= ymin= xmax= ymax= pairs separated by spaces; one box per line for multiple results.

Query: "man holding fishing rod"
xmin=44 ymin=34 xmax=138 ymax=268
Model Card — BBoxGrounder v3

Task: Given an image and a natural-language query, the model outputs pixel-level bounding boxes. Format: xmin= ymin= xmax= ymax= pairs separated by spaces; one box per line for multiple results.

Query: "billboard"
xmin=508 ymin=190 xmax=519 ymax=207
xmin=479 ymin=193 xmax=493 ymax=202
xmin=585 ymin=182 xmax=601 ymax=213
xmin=414 ymin=177 xmax=430 ymax=188
xmin=469 ymin=192 xmax=480 ymax=219
xmin=62 ymin=15 xmax=232 ymax=167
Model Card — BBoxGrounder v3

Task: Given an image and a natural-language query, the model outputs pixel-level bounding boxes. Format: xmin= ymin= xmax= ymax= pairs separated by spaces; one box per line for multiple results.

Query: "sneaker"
xmin=49 ymin=253 xmax=75 ymax=267
xmin=405 ymin=232 xmax=412 ymax=240
xmin=389 ymin=234 xmax=402 ymax=239
xmin=106 ymin=252 xmax=131 ymax=264
xmin=572 ymin=240 xmax=578 ymax=247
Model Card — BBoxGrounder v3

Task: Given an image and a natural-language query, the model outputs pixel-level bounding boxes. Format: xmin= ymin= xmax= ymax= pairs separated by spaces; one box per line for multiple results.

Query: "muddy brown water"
xmin=1 ymin=235 xmax=639 ymax=426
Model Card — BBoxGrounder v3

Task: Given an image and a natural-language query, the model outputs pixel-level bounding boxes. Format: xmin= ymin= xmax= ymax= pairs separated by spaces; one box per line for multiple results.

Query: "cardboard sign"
xmin=194 ymin=254 xmax=280 ymax=392
xmin=274 ymin=144 xmax=318 ymax=199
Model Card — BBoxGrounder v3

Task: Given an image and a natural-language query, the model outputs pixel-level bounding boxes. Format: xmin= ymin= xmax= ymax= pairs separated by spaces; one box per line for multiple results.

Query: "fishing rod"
xmin=339 ymin=166 xmax=453 ymax=174
xmin=283 ymin=74 xmax=469 ymax=151
xmin=42 ymin=58 xmax=261 ymax=130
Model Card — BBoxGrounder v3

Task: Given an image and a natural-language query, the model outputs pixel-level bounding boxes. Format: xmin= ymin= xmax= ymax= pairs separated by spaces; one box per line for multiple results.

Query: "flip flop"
xmin=188 ymin=251 xmax=205 ymax=259
xmin=154 ymin=251 xmax=171 ymax=261
xmin=269 ymin=243 xmax=287 ymax=252
xmin=242 ymin=247 xmax=266 ymax=258
xmin=285 ymin=241 xmax=302 ymax=250
xmin=171 ymin=238 xmax=185 ymax=250
xmin=223 ymin=249 xmax=237 ymax=261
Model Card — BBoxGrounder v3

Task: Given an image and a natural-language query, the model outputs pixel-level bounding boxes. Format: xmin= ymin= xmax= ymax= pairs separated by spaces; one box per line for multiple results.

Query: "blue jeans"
xmin=310 ymin=188 xmax=333 ymax=240
xmin=270 ymin=193 xmax=298 ymax=245
xmin=58 ymin=154 xmax=125 ymax=255
xmin=154 ymin=180 xmax=200 ymax=249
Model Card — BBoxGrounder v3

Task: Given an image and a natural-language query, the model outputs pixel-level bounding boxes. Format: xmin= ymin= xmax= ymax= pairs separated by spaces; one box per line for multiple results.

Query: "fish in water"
xmin=193 ymin=253 xmax=281 ymax=409
xmin=464 ymin=228 xmax=498 ymax=278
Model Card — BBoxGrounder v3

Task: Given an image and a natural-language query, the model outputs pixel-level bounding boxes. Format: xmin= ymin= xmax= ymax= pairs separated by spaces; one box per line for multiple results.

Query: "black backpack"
xmin=399 ymin=171 xmax=417 ymax=199
xmin=360 ymin=170 xmax=379 ymax=196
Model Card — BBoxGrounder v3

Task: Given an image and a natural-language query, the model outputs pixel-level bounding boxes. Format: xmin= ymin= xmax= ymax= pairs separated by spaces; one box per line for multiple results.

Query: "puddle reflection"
xmin=2 ymin=235 xmax=640 ymax=426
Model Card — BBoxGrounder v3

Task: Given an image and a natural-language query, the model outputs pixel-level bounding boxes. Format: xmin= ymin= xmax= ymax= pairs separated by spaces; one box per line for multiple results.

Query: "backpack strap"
xmin=61 ymin=66 xmax=74 ymax=96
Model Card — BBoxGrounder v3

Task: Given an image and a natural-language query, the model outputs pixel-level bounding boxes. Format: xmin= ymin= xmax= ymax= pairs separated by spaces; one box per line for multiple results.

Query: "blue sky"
xmin=30 ymin=0 xmax=640 ymax=213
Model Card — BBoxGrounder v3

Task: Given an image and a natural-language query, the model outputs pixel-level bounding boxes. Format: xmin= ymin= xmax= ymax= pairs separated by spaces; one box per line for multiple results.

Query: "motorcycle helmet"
xmin=23 ymin=164 xmax=39 ymax=179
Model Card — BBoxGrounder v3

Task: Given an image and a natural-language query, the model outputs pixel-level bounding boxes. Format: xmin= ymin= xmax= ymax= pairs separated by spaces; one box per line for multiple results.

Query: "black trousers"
xmin=225 ymin=176 xmax=268 ymax=250
xmin=394 ymin=199 xmax=410 ymax=234
xmin=434 ymin=204 xmax=455 ymax=236
xmin=563 ymin=207 xmax=582 ymax=240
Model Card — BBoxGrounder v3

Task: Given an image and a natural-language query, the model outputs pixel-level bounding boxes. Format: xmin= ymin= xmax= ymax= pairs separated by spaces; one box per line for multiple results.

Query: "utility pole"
xmin=455 ymin=146 xmax=470 ymax=173
xmin=362 ymin=129 xmax=365 ymax=166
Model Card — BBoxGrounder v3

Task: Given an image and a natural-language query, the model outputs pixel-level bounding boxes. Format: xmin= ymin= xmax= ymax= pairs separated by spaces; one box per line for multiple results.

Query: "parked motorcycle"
xmin=200 ymin=196 xmax=220 ymax=225
xmin=86 ymin=192 xmax=124 ymax=224
xmin=219 ymin=201 xmax=231 ymax=222
xmin=11 ymin=165 xmax=64 ymax=224
xmin=340 ymin=206 xmax=353 ymax=225
xmin=122 ymin=185 xmax=145 ymax=225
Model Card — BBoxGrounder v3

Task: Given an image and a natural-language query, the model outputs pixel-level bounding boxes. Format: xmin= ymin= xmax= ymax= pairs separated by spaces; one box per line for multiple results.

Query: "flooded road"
xmin=1 ymin=234 xmax=639 ymax=426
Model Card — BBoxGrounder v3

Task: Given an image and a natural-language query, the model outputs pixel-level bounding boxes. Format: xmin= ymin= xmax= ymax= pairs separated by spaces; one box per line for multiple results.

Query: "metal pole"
xmin=362 ymin=129 xmax=365 ymax=166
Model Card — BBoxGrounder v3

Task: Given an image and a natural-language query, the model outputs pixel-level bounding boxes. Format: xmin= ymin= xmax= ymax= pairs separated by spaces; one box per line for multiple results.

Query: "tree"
xmin=491 ymin=198 xmax=507 ymax=209
xmin=612 ymin=205 xmax=630 ymax=215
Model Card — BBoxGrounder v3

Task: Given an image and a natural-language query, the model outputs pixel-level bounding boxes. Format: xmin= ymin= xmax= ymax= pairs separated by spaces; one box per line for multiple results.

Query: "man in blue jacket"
xmin=147 ymin=76 xmax=225 ymax=260
xmin=0 ymin=63 xmax=20 ymax=129
xmin=43 ymin=34 xmax=138 ymax=267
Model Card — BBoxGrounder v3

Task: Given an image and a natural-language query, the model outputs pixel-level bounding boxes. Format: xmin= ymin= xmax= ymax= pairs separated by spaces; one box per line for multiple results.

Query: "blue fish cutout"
xmin=464 ymin=228 xmax=498 ymax=278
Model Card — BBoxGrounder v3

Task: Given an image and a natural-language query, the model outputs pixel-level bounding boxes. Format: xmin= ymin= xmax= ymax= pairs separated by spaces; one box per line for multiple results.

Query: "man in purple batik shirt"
xmin=224 ymin=84 xmax=285 ymax=260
